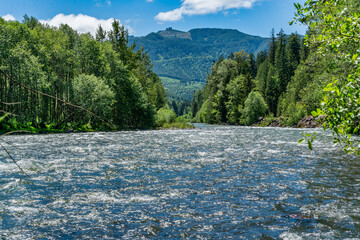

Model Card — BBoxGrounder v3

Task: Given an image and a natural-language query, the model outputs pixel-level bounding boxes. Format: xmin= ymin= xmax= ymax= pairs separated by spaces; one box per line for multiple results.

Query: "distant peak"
xmin=157 ymin=28 xmax=192 ymax=40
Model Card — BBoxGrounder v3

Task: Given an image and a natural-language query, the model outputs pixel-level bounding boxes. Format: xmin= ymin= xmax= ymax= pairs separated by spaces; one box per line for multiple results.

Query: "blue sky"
xmin=0 ymin=0 xmax=307 ymax=37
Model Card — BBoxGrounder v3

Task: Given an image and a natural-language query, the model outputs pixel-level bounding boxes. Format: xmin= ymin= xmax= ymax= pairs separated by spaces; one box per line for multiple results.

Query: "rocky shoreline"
xmin=255 ymin=115 xmax=325 ymax=128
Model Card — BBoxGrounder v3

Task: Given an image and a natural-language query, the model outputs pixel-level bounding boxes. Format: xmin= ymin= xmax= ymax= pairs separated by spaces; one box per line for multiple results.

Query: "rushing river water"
xmin=0 ymin=124 xmax=359 ymax=239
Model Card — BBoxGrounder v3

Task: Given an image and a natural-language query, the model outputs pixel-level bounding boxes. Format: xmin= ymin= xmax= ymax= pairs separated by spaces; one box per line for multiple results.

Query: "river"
xmin=0 ymin=124 xmax=359 ymax=239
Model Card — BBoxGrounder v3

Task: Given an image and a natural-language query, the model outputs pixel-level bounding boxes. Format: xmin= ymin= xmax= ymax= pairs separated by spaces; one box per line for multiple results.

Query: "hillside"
xmin=129 ymin=28 xmax=269 ymax=101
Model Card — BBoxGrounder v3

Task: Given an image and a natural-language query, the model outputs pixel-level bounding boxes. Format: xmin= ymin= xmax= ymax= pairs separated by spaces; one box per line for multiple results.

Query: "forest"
xmin=190 ymin=30 xmax=312 ymax=126
xmin=0 ymin=16 xmax=179 ymax=132
xmin=0 ymin=0 xmax=359 ymax=153
xmin=191 ymin=0 xmax=360 ymax=154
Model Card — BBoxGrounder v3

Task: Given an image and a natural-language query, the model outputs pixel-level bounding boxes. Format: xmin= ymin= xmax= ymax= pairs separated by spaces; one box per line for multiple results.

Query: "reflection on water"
xmin=0 ymin=124 xmax=359 ymax=239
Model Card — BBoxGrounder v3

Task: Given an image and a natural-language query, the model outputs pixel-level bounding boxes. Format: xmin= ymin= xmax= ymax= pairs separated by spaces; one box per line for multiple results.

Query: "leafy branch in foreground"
xmin=298 ymin=132 xmax=317 ymax=151
xmin=294 ymin=0 xmax=360 ymax=154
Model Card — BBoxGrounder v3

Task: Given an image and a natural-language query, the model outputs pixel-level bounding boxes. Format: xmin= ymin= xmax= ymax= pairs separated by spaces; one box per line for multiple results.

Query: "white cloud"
xmin=95 ymin=0 xmax=111 ymax=7
xmin=2 ymin=14 xmax=16 ymax=21
xmin=155 ymin=0 xmax=257 ymax=22
xmin=156 ymin=8 xmax=184 ymax=22
xmin=146 ymin=0 xmax=154 ymax=2
xmin=39 ymin=14 xmax=134 ymax=36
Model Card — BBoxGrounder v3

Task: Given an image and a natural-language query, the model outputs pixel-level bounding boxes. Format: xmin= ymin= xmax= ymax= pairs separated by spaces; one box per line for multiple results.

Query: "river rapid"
xmin=0 ymin=124 xmax=359 ymax=239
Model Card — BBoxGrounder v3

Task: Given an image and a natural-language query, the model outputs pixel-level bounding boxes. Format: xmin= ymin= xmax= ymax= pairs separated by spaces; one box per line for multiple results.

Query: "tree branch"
xmin=0 ymin=141 xmax=29 ymax=177
xmin=0 ymin=110 xmax=18 ymax=116
xmin=1 ymin=102 xmax=21 ymax=105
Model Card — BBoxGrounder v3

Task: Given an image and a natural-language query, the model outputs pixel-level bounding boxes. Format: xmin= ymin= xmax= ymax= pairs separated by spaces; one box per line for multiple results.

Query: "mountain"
xmin=129 ymin=28 xmax=269 ymax=101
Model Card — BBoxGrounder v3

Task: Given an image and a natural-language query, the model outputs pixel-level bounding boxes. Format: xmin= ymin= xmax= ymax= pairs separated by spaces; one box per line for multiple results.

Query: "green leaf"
xmin=0 ymin=113 xmax=10 ymax=123
xmin=324 ymin=83 xmax=334 ymax=92
xmin=352 ymin=54 xmax=359 ymax=61
xmin=311 ymin=110 xmax=318 ymax=117
xmin=307 ymin=139 xmax=313 ymax=150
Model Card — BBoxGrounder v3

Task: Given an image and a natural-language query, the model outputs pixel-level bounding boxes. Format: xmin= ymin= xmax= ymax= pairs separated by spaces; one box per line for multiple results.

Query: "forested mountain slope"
xmin=129 ymin=28 xmax=268 ymax=87
xmin=129 ymin=28 xmax=269 ymax=102
xmin=129 ymin=28 xmax=269 ymax=82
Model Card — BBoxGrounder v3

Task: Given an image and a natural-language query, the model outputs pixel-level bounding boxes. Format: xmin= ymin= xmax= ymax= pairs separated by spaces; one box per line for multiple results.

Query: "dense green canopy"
xmin=192 ymin=31 xmax=310 ymax=126
xmin=0 ymin=17 xmax=167 ymax=131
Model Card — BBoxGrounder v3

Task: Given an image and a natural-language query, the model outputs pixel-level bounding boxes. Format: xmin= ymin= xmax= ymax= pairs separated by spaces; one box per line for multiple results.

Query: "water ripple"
xmin=0 ymin=125 xmax=359 ymax=239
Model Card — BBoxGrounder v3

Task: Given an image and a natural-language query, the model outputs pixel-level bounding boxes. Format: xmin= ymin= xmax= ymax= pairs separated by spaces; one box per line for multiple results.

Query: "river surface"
xmin=0 ymin=124 xmax=359 ymax=239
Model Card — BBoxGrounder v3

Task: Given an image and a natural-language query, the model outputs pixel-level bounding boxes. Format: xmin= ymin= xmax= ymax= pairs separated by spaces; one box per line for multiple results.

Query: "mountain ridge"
xmin=129 ymin=28 xmax=269 ymax=101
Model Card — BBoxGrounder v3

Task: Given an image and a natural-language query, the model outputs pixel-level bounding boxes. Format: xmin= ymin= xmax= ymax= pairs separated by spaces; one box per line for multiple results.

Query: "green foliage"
xmin=0 ymin=17 xmax=166 ymax=131
xmin=161 ymin=115 xmax=194 ymax=129
xmin=282 ymin=102 xmax=307 ymax=126
xmin=294 ymin=0 xmax=360 ymax=154
xmin=265 ymin=67 xmax=280 ymax=114
xmin=155 ymin=107 xmax=177 ymax=127
xmin=0 ymin=114 xmax=12 ymax=131
xmin=128 ymin=28 xmax=269 ymax=102
xmin=192 ymin=29 xmax=306 ymax=125
xmin=160 ymin=76 xmax=204 ymax=102
xmin=298 ymin=132 xmax=317 ymax=151
xmin=192 ymin=51 xmax=259 ymax=124
xmin=255 ymin=60 xmax=270 ymax=95
xmin=0 ymin=113 xmax=10 ymax=124
xmin=226 ymin=75 xmax=252 ymax=124
xmin=195 ymin=99 xmax=212 ymax=123
xmin=72 ymin=74 xmax=115 ymax=122
xmin=243 ymin=91 xmax=268 ymax=126
xmin=278 ymin=52 xmax=332 ymax=119
xmin=256 ymin=113 xmax=276 ymax=127
xmin=154 ymin=106 xmax=193 ymax=129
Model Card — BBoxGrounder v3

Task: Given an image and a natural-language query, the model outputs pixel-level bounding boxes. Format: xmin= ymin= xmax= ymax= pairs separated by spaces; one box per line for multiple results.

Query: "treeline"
xmin=191 ymin=0 xmax=360 ymax=154
xmin=191 ymin=29 xmax=331 ymax=126
xmin=191 ymin=30 xmax=302 ymax=125
xmin=0 ymin=16 xmax=167 ymax=131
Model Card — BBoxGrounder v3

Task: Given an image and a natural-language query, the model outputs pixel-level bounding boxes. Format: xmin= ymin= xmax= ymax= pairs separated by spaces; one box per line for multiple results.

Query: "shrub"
xmin=243 ymin=91 xmax=268 ymax=126
xmin=155 ymin=107 xmax=177 ymax=127
xmin=195 ymin=99 xmax=212 ymax=123
xmin=283 ymin=102 xmax=307 ymax=126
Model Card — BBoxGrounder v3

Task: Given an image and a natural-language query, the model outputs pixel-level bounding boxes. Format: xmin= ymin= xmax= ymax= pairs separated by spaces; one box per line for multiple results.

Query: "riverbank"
xmin=0 ymin=115 xmax=321 ymax=136
xmin=254 ymin=115 xmax=325 ymax=128
xmin=0 ymin=122 xmax=195 ymax=136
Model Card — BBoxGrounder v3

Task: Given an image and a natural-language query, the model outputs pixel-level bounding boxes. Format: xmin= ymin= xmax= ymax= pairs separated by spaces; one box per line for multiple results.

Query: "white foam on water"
xmin=7 ymin=206 xmax=39 ymax=215
xmin=130 ymin=195 xmax=158 ymax=202
xmin=280 ymin=232 xmax=303 ymax=240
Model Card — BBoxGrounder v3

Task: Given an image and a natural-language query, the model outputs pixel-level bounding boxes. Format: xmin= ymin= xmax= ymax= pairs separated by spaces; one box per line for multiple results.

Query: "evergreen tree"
xmin=265 ymin=65 xmax=279 ymax=115
xmin=255 ymin=60 xmax=270 ymax=96
xmin=96 ymin=24 xmax=107 ymax=43
xmin=286 ymin=33 xmax=301 ymax=77
xmin=108 ymin=20 xmax=131 ymax=65
xmin=255 ymin=50 xmax=268 ymax=70
xmin=275 ymin=29 xmax=289 ymax=93
xmin=268 ymin=29 xmax=276 ymax=65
